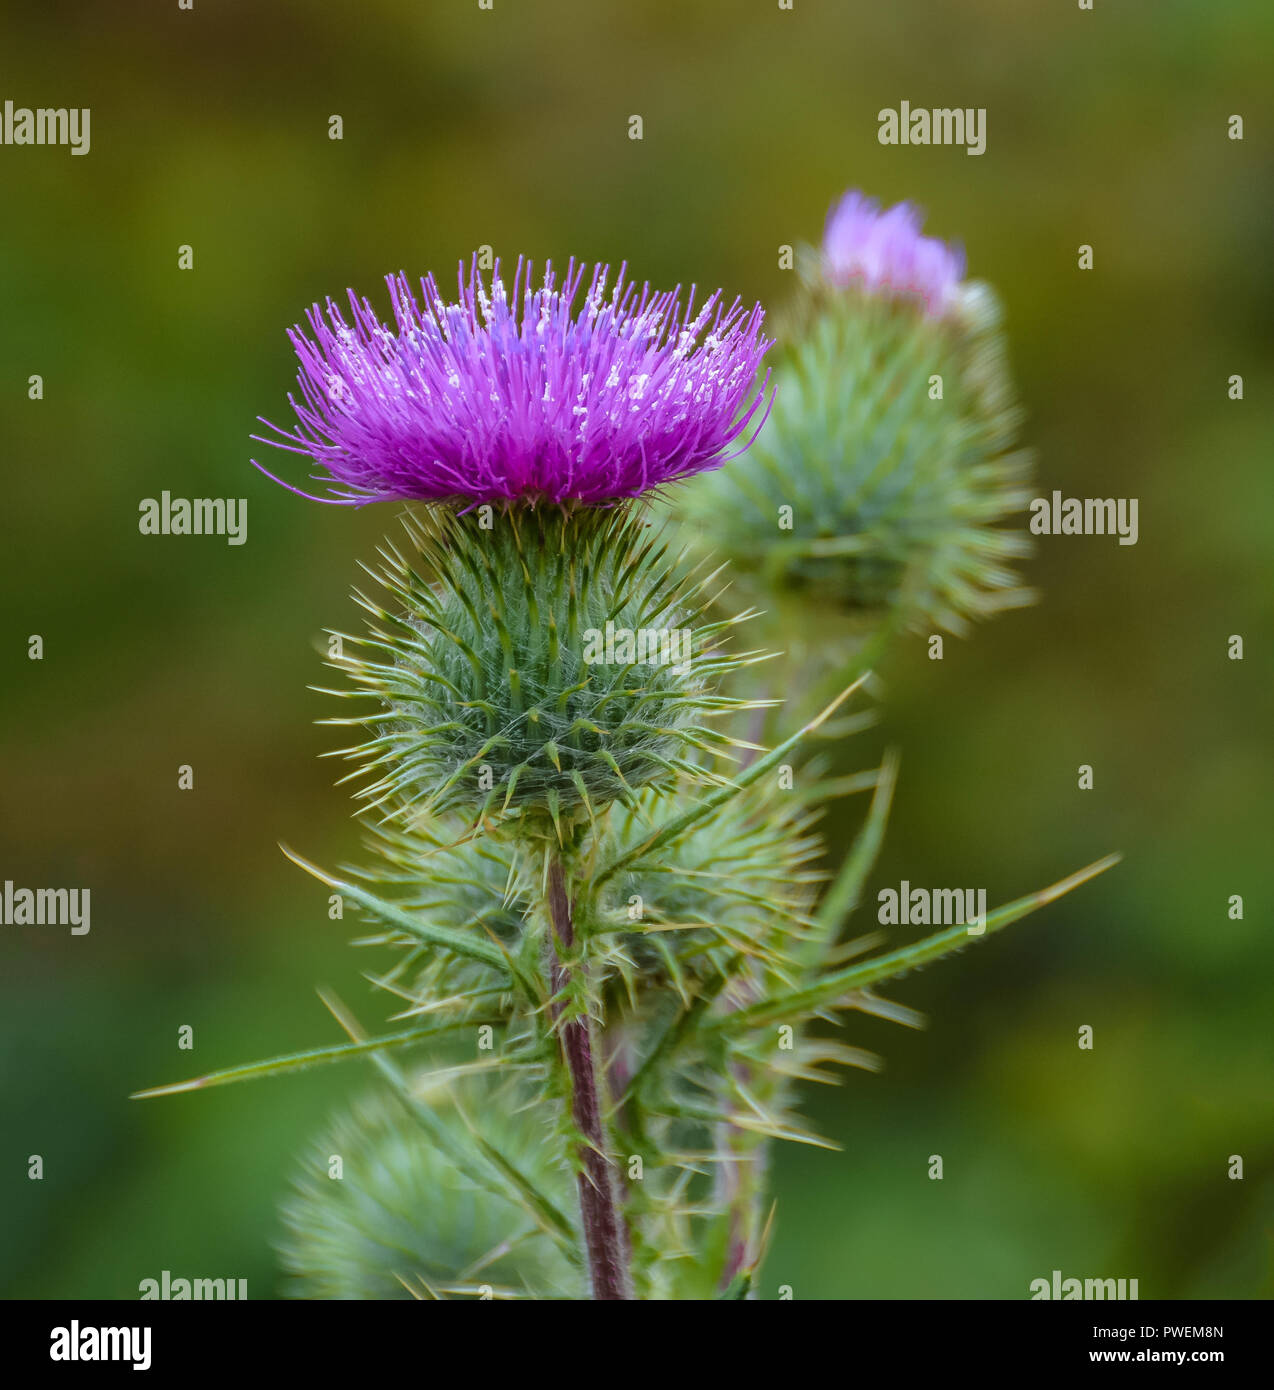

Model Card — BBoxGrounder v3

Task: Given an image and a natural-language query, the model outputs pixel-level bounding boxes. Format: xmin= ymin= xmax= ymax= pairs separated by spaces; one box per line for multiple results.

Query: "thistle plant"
xmin=134 ymin=235 xmax=1116 ymax=1301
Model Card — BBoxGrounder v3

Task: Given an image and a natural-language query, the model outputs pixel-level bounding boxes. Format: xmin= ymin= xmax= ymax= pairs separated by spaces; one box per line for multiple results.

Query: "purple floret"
xmin=253 ymin=257 xmax=772 ymax=506
xmin=821 ymin=191 xmax=965 ymax=317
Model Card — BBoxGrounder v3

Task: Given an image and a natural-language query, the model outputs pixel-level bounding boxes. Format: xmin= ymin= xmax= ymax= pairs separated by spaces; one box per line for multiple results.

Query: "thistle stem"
xmin=546 ymin=856 xmax=633 ymax=1301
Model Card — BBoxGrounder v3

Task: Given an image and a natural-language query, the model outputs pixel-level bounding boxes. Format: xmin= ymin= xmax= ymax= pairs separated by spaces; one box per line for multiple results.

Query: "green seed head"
xmin=325 ymin=504 xmax=761 ymax=835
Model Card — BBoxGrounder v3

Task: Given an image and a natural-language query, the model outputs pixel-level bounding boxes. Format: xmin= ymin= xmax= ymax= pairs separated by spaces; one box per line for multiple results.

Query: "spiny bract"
xmin=344 ymin=780 xmax=826 ymax=1025
xmin=323 ymin=504 xmax=764 ymax=833
xmin=589 ymin=780 xmax=826 ymax=993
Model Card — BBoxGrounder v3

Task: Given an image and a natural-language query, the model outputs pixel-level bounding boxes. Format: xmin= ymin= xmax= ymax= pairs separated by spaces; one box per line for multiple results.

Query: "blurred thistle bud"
xmin=280 ymin=1081 xmax=578 ymax=1300
xmin=677 ymin=190 xmax=1035 ymax=645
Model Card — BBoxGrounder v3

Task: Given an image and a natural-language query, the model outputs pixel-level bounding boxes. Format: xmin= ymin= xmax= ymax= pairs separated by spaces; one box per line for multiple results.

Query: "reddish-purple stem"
xmin=547 ymin=857 xmax=632 ymax=1300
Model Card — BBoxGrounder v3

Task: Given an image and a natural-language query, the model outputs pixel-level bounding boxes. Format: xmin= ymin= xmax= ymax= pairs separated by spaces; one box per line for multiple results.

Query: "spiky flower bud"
xmin=325 ymin=503 xmax=760 ymax=835
xmin=677 ymin=190 xmax=1035 ymax=639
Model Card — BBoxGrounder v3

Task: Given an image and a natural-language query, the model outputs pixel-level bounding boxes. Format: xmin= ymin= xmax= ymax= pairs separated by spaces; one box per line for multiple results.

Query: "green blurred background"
xmin=2 ymin=0 xmax=1271 ymax=1299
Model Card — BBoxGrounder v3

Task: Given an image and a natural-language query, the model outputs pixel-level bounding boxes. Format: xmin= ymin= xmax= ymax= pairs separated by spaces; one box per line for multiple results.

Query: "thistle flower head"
xmin=254 ymin=258 xmax=772 ymax=507
xmin=821 ymin=190 xmax=965 ymax=317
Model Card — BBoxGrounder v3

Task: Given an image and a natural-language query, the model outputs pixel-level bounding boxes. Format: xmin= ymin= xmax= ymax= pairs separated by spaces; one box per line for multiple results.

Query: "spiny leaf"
xmin=717 ymin=853 xmax=1123 ymax=1033
xmin=812 ymin=746 xmax=899 ymax=942
xmin=281 ymin=843 xmax=540 ymax=1000
xmin=130 ymin=1017 xmax=488 ymax=1099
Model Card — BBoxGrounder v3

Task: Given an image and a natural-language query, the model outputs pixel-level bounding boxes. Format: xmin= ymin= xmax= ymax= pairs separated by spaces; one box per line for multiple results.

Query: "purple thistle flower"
xmin=253 ymin=258 xmax=772 ymax=507
xmin=821 ymin=191 xmax=965 ymax=317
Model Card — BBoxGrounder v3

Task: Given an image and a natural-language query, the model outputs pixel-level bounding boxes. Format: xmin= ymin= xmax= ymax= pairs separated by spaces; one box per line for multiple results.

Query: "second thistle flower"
xmin=678 ymin=191 xmax=1035 ymax=640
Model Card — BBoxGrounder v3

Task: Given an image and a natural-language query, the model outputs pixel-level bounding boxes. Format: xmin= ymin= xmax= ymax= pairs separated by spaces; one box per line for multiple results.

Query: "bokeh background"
xmin=2 ymin=0 xmax=1271 ymax=1299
